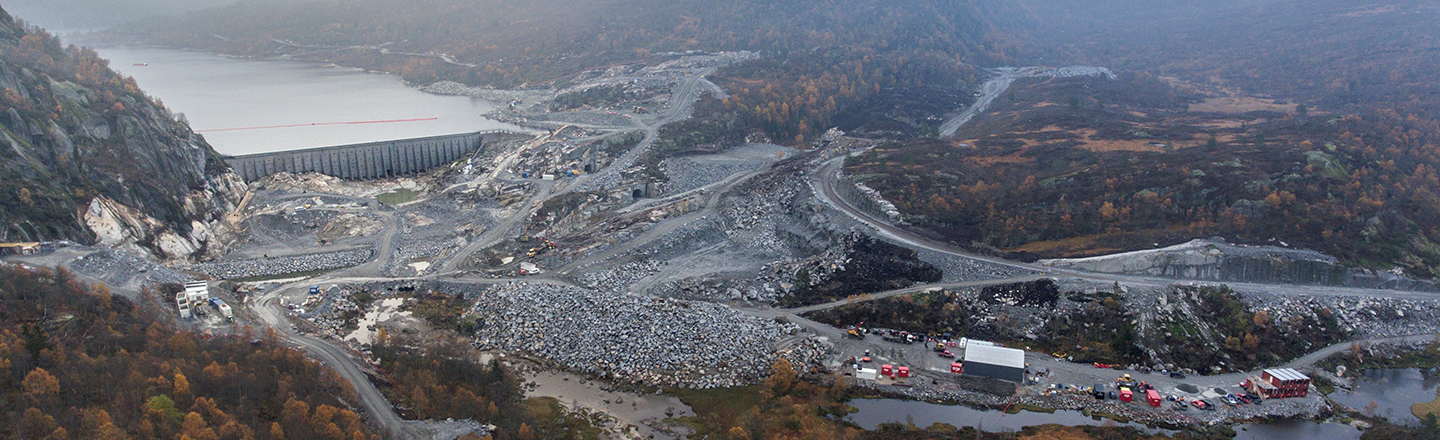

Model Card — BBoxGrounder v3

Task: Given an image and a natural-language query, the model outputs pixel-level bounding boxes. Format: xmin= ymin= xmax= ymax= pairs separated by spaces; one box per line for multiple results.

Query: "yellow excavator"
xmin=846 ymin=320 xmax=866 ymax=340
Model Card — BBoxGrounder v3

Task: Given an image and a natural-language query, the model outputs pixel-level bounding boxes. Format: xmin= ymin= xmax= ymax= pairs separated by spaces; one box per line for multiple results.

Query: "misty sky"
xmin=4 ymin=0 xmax=243 ymax=30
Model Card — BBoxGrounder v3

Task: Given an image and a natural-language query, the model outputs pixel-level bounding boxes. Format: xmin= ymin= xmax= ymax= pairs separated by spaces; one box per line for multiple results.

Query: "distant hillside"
xmin=105 ymin=0 xmax=1026 ymax=87
xmin=0 ymin=7 xmax=244 ymax=260
xmin=98 ymin=0 xmax=1031 ymax=144
xmin=847 ymin=0 xmax=1440 ymax=277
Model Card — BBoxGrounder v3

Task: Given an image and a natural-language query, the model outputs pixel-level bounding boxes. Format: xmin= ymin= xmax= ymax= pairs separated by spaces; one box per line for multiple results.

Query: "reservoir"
xmin=91 ymin=46 xmax=523 ymax=156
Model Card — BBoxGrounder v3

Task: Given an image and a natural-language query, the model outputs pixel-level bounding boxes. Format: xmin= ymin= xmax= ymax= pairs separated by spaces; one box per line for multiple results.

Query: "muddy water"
xmin=344 ymin=297 xmax=409 ymax=345
xmin=526 ymin=370 xmax=694 ymax=439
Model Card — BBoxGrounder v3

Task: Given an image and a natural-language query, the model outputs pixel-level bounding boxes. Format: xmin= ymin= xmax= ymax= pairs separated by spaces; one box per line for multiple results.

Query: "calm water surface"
xmin=91 ymin=46 xmax=523 ymax=155
xmin=1330 ymin=368 xmax=1440 ymax=426
xmin=849 ymin=369 xmax=1440 ymax=439
xmin=845 ymin=398 xmax=1167 ymax=433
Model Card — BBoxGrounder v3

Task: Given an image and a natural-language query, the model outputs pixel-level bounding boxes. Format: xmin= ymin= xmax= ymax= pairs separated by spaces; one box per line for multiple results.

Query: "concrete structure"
xmin=1257 ymin=368 xmax=1311 ymax=398
xmin=961 ymin=343 xmax=1025 ymax=382
xmin=0 ymin=242 xmax=53 ymax=255
xmin=176 ymin=291 xmax=192 ymax=319
xmin=857 ymin=368 xmax=878 ymax=380
xmin=184 ymin=281 xmax=209 ymax=304
xmin=225 ymin=130 xmax=520 ymax=182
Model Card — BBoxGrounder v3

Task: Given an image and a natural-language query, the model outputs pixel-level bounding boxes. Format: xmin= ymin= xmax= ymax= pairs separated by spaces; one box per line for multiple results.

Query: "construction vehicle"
xmin=845 ymin=320 xmax=866 ymax=340
xmin=527 ymin=248 xmax=541 ymax=258
xmin=934 ymin=342 xmax=947 ymax=352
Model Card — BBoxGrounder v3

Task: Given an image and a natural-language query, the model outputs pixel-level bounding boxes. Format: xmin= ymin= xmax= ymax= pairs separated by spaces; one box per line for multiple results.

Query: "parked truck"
xmin=209 ymin=298 xmax=234 ymax=322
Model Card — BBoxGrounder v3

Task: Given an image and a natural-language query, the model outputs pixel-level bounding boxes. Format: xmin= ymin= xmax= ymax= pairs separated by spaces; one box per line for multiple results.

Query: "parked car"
xmin=1173 ymin=401 xmax=1188 ymax=411
xmin=1170 ymin=371 xmax=1186 ymax=379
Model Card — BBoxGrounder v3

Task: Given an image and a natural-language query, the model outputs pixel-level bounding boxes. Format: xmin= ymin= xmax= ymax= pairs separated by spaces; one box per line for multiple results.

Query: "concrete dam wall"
xmin=225 ymin=130 xmax=517 ymax=182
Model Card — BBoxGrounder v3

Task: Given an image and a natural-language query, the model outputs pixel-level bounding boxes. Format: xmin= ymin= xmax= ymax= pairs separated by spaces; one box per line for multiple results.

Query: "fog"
xmin=4 ymin=0 xmax=243 ymax=31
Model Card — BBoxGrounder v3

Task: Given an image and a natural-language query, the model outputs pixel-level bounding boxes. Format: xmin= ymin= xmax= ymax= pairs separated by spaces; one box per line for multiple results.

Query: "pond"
xmin=1330 ymin=368 xmax=1440 ymax=426
xmin=845 ymin=398 xmax=1169 ymax=433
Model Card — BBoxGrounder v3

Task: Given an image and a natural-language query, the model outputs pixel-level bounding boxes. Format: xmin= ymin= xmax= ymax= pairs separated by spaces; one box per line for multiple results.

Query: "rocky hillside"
xmin=0 ymin=7 xmax=244 ymax=261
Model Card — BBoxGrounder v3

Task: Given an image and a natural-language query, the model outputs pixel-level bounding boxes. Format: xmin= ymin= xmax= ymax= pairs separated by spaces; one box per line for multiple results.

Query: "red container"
xmin=950 ymin=362 xmax=963 ymax=374
xmin=1146 ymin=389 xmax=1161 ymax=407
xmin=1120 ymin=388 xmax=1133 ymax=402
xmin=881 ymin=364 xmax=893 ymax=376
xmin=897 ymin=366 xmax=910 ymax=378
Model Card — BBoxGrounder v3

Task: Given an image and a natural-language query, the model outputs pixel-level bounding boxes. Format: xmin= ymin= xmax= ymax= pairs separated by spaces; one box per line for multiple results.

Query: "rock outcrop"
xmin=0 ymin=7 xmax=245 ymax=261
xmin=1040 ymin=238 xmax=1439 ymax=291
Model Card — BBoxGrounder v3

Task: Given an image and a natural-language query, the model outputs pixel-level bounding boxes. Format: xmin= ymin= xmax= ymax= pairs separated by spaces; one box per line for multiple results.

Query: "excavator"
xmin=846 ymin=320 xmax=866 ymax=340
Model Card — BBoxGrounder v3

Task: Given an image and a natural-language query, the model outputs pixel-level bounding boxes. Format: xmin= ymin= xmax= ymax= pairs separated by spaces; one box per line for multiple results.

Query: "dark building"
xmin=962 ymin=343 xmax=1025 ymax=383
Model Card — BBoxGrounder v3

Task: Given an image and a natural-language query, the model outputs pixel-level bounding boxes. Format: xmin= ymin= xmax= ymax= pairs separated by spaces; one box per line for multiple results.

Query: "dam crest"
xmin=224 ymin=130 xmax=521 ymax=182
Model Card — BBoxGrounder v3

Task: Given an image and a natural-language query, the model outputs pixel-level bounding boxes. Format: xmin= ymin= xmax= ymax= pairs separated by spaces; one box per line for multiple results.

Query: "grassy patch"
xmin=667 ymin=385 xmax=764 ymax=419
xmin=524 ymin=397 xmax=604 ymax=439
xmin=377 ymin=188 xmax=420 ymax=205
xmin=1005 ymin=403 xmax=1058 ymax=414
xmin=404 ymin=290 xmax=476 ymax=334
xmin=665 ymin=385 xmax=764 ymax=437
xmin=1413 ymin=390 xmax=1440 ymax=420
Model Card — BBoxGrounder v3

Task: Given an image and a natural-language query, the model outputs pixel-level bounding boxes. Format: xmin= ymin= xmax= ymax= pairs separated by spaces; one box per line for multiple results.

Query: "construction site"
xmin=6 ymin=51 xmax=1440 ymax=440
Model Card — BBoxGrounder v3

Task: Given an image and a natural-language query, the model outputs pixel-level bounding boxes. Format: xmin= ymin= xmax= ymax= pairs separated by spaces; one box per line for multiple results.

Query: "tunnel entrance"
xmin=584 ymin=164 xmax=593 ymax=173
xmin=632 ymin=189 xmax=644 ymax=199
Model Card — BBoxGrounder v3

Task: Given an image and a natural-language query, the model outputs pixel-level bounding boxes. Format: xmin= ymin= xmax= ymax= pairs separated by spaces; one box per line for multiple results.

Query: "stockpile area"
xmin=915 ymin=247 xmax=1039 ymax=282
xmin=470 ymin=282 xmax=822 ymax=388
xmin=575 ymin=260 xmax=664 ymax=293
xmin=71 ymin=248 xmax=191 ymax=288
xmin=384 ymin=196 xmax=495 ymax=276
xmin=193 ymin=247 xmax=374 ymax=279
xmin=1242 ymin=291 xmax=1440 ymax=338
xmin=657 ymin=144 xmax=791 ymax=196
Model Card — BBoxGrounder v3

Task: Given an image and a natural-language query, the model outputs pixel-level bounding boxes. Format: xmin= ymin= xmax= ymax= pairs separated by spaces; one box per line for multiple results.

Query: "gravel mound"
xmin=193 ymin=247 xmax=374 ymax=279
xmin=470 ymin=282 xmax=821 ymax=388
xmin=71 ymin=248 xmax=191 ymax=287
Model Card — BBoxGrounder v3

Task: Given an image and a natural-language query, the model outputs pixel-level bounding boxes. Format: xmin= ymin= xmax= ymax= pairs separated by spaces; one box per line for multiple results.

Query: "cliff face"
xmin=0 ymin=7 xmax=245 ymax=261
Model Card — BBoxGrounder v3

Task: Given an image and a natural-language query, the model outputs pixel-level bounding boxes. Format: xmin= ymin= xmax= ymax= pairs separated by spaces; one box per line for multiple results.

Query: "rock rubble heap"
xmin=470 ymin=282 xmax=818 ymax=388
xmin=193 ymin=247 xmax=374 ymax=279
